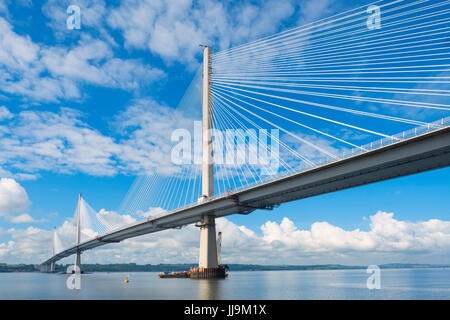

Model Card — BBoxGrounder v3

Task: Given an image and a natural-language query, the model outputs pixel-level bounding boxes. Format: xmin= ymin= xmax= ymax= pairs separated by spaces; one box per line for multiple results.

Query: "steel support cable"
xmin=213 ymin=97 xmax=294 ymax=185
xmin=182 ymin=164 xmax=197 ymax=208
xmin=214 ymin=57 xmax=450 ymax=75
xmin=212 ymin=90 xmax=336 ymax=162
xmin=151 ymin=174 xmax=171 ymax=210
xmin=213 ymin=87 xmax=368 ymax=151
xmin=183 ymin=163 xmax=199 ymax=207
xmin=179 ymin=163 xmax=196 ymax=208
xmin=211 ymin=101 xmax=246 ymax=190
xmin=214 ymin=108 xmax=296 ymax=182
xmin=86 ymin=200 xmax=110 ymax=234
xmin=213 ymin=86 xmax=397 ymax=143
xmin=131 ymin=173 xmax=160 ymax=218
xmin=209 ymin=78 xmax=450 ymax=97
xmin=212 ymin=92 xmax=319 ymax=167
xmin=214 ymin=4 xmax=450 ymax=66
xmin=212 ymin=80 xmax=450 ymax=114
xmin=175 ymin=166 xmax=190 ymax=209
xmin=211 ymin=76 xmax=450 ymax=83
xmin=210 ymin=97 xmax=236 ymax=192
xmin=126 ymin=174 xmax=156 ymax=218
xmin=214 ymin=94 xmax=309 ymax=173
xmin=213 ymin=97 xmax=282 ymax=185
xmin=213 ymin=0 xmax=385 ymax=59
xmin=168 ymin=171 xmax=188 ymax=210
xmin=213 ymin=83 xmax=434 ymax=130
xmin=209 ymin=104 xmax=228 ymax=194
xmin=213 ymin=21 xmax=450 ymax=70
xmin=191 ymin=164 xmax=201 ymax=203
xmin=118 ymin=175 xmax=145 ymax=215
xmin=213 ymin=36 xmax=450 ymax=74
xmin=214 ymin=51 xmax=450 ymax=75
xmin=159 ymin=173 xmax=179 ymax=210
xmin=170 ymin=171 xmax=187 ymax=210
xmin=211 ymin=98 xmax=256 ymax=189
xmin=210 ymin=101 xmax=239 ymax=191
xmin=213 ymin=0 xmax=411 ymax=61
xmin=213 ymin=0 xmax=447 ymax=64
xmin=213 ymin=65 xmax=450 ymax=78
xmin=212 ymin=94 xmax=294 ymax=173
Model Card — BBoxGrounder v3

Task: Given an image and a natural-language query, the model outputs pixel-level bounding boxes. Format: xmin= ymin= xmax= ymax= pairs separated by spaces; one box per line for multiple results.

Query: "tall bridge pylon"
xmin=193 ymin=46 xmax=225 ymax=278
xmin=74 ymin=193 xmax=82 ymax=273
xmin=50 ymin=227 xmax=56 ymax=272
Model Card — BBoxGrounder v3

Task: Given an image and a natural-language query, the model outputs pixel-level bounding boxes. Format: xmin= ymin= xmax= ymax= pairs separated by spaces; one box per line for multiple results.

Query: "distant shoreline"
xmin=1 ymin=263 xmax=450 ymax=273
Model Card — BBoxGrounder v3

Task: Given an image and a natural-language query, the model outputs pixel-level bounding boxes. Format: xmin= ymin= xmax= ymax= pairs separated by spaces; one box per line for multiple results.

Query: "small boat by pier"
xmin=158 ymin=271 xmax=190 ymax=278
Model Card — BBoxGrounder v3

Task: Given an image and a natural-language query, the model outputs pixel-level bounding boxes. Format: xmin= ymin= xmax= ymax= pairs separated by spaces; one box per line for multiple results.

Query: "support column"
xmin=198 ymin=215 xmax=218 ymax=268
xmin=199 ymin=46 xmax=217 ymax=269
xmin=50 ymin=227 xmax=56 ymax=273
xmin=202 ymin=45 xmax=213 ymax=198
xmin=192 ymin=46 xmax=223 ymax=278
xmin=74 ymin=193 xmax=82 ymax=273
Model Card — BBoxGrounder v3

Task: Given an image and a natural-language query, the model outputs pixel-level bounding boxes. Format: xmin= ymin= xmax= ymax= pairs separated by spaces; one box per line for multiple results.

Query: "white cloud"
xmin=0 ymin=17 xmax=59 ymax=102
xmin=7 ymin=213 xmax=45 ymax=223
xmin=0 ymin=107 xmax=122 ymax=176
xmin=0 ymin=106 xmax=12 ymax=121
xmin=0 ymin=0 xmax=8 ymax=14
xmin=9 ymin=214 xmax=33 ymax=223
xmin=107 ymin=0 xmax=296 ymax=66
xmin=0 ymin=178 xmax=30 ymax=216
xmin=0 ymin=18 xmax=39 ymax=69
xmin=297 ymin=0 xmax=338 ymax=26
xmin=1 ymin=210 xmax=450 ymax=265
xmin=0 ymin=99 xmax=197 ymax=178
xmin=44 ymin=0 xmax=105 ymax=26
xmin=97 ymin=208 xmax=136 ymax=231
xmin=0 ymin=17 xmax=165 ymax=103
xmin=138 ymin=207 xmax=167 ymax=219
xmin=113 ymin=99 xmax=197 ymax=175
xmin=40 ymin=36 xmax=165 ymax=92
xmin=38 ymin=0 xmax=351 ymax=70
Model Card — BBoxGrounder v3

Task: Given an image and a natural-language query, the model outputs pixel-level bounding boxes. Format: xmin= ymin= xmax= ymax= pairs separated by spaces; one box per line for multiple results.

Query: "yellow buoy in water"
xmin=124 ymin=276 xmax=129 ymax=283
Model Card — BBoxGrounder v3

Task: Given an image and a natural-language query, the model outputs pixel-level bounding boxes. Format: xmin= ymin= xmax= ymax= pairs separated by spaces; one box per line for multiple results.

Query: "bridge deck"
xmin=42 ymin=125 xmax=450 ymax=266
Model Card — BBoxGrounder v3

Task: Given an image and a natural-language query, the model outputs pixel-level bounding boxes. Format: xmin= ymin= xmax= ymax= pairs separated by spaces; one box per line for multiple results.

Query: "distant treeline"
xmin=1 ymin=262 xmax=449 ymax=273
xmin=0 ymin=263 xmax=37 ymax=272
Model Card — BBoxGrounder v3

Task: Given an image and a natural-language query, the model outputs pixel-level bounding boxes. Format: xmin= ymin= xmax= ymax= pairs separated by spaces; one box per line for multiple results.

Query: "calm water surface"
xmin=0 ymin=268 xmax=449 ymax=299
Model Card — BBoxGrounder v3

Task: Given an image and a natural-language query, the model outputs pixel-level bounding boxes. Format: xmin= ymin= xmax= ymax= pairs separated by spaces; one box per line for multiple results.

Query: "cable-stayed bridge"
xmin=41 ymin=0 xmax=450 ymax=277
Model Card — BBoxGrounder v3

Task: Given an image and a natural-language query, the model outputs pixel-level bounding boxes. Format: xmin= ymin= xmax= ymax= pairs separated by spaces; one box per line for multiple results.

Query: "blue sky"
xmin=0 ymin=0 xmax=450 ymax=265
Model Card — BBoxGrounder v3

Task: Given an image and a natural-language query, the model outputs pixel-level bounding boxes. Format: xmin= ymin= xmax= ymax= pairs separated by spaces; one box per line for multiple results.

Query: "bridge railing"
xmin=339 ymin=116 xmax=450 ymax=160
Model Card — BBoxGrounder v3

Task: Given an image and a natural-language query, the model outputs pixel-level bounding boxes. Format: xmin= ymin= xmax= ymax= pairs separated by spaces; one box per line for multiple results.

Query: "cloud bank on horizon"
xmin=1 ymin=202 xmax=450 ymax=265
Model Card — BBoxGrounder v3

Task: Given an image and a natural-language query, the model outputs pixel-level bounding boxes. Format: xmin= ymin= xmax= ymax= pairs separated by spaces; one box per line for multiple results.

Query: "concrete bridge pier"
xmin=74 ymin=250 xmax=81 ymax=273
xmin=191 ymin=214 xmax=226 ymax=279
xmin=74 ymin=193 xmax=82 ymax=273
xmin=198 ymin=215 xmax=218 ymax=269
xmin=39 ymin=264 xmax=48 ymax=273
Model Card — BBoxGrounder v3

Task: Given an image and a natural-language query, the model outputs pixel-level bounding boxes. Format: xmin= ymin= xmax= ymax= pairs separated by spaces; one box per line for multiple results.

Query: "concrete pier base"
xmin=198 ymin=215 xmax=218 ymax=269
xmin=190 ymin=266 xmax=227 ymax=279
xmin=74 ymin=250 xmax=81 ymax=273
